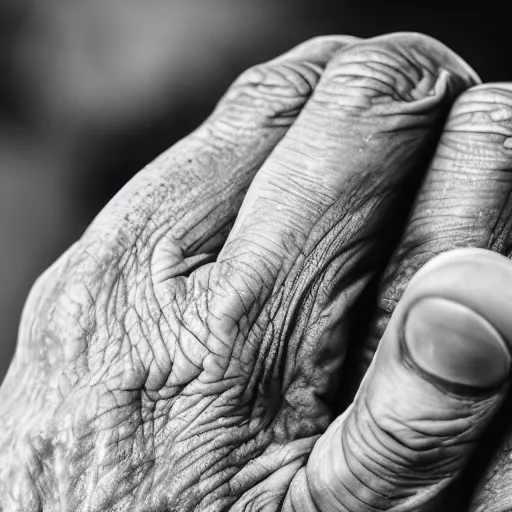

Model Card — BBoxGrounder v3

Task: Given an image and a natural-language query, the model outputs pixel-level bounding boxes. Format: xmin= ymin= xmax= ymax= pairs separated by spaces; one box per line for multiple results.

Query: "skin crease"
xmin=1 ymin=31 xmax=512 ymax=512
xmin=348 ymin=83 xmax=512 ymax=511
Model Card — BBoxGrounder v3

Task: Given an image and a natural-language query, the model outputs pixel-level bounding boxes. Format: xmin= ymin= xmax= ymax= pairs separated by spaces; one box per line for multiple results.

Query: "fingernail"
xmin=403 ymin=297 xmax=511 ymax=390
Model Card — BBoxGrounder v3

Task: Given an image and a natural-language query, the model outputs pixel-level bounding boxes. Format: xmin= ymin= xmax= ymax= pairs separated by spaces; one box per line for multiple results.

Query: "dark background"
xmin=0 ymin=0 xmax=508 ymax=383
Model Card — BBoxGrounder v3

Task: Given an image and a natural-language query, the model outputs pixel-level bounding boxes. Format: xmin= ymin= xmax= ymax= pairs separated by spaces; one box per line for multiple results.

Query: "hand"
xmin=0 ymin=32 xmax=510 ymax=511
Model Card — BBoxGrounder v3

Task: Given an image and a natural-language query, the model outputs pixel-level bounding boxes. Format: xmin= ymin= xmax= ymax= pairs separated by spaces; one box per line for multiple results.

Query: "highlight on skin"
xmin=3 ymin=31 xmax=512 ymax=512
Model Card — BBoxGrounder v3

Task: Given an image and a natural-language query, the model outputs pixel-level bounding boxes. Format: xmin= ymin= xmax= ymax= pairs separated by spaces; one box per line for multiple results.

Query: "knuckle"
xmin=313 ymin=32 xmax=473 ymax=116
xmin=216 ymin=35 xmax=358 ymax=127
xmin=219 ymin=59 xmax=323 ymax=125
xmin=447 ymin=83 xmax=512 ymax=141
xmin=433 ymin=83 xmax=512 ymax=175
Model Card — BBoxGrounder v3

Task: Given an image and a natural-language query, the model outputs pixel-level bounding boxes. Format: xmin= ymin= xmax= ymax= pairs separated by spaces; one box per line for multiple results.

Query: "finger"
xmin=285 ymin=249 xmax=512 ymax=512
xmin=79 ymin=35 xmax=357 ymax=270
xmin=337 ymin=82 xmax=512 ymax=509
xmin=350 ymin=83 xmax=512 ymax=399
xmin=209 ymin=32 xmax=477 ymax=406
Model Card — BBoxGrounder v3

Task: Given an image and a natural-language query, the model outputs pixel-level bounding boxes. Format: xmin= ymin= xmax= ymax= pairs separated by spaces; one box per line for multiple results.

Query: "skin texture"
xmin=349 ymin=83 xmax=512 ymax=510
xmin=355 ymin=83 xmax=512 ymax=381
xmin=2 ymin=32 xmax=512 ymax=511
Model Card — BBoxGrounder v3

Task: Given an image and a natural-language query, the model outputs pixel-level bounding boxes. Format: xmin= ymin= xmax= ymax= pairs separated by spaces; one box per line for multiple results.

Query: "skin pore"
xmin=1 ymin=32 xmax=512 ymax=511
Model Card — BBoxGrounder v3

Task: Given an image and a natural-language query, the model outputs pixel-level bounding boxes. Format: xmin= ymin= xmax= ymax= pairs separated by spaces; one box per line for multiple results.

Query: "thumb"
xmin=286 ymin=248 xmax=512 ymax=512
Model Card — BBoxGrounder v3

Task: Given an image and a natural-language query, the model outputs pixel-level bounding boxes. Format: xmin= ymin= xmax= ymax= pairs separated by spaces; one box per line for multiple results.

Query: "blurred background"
xmin=0 ymin=0 xmax=509 ymax=383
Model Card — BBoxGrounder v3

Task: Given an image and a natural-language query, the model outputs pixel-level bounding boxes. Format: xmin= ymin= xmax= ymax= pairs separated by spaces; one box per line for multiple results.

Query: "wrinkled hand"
xmin=1 ymin=33 xmax=512 ymax=511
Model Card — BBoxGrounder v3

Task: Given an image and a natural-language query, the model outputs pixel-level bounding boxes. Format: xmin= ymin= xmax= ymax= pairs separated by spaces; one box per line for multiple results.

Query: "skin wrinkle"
xmin=341 ymin=432 xmax=390 ymax=510
xmin=338 ymin=402 xmax=446 ymax=506
xmin=275 ymin=238 xmax=363 ymax=409
xmin=88 ymin=49 xmax=310 ymax=266
xmin=246 ymin=37 xmax=478 ymax=512
xmin=347 ymin=426 xmax=400 ymax=493
xmin=354 ymin=87 xmax=512 ymax=388
xmin=0 ymin=34 xmax=486 ymax=511
xmin=315 ymin=50 xmax=440 ymax=111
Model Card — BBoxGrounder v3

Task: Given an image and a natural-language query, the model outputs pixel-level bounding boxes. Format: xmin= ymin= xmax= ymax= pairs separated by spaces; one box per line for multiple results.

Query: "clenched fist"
xmin=2 ymin=32 xmax=512 ymax=511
